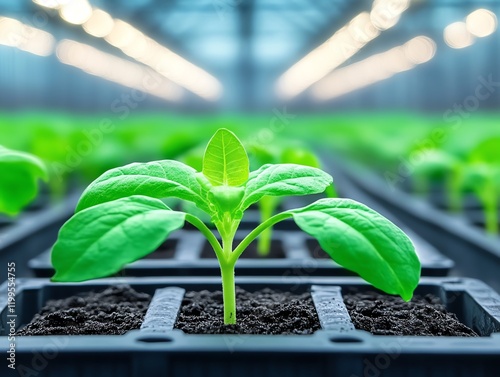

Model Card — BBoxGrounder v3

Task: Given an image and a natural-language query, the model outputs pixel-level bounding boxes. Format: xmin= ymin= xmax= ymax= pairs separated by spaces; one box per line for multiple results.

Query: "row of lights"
xmin=444 ymin=9 xmax=497 ymax=49
xmin=33 ymin=0 xmax=222 ymax=101
xmin=0 ymin=14 xmax=181 ymax=102
xmin=57 ymin=39 xmax=183 ymax=101
xmin=276 ymin=0 xmax=411 ymax=99
xmin=5 ymin=2 xmax=499 ymax=103
xmin=0 ymin=16 xmax=55 ymax=56
xmin=312 ymin=36 xmax=436 ymax=100
xmin=292 ymin=6 xmax=497 ymax=102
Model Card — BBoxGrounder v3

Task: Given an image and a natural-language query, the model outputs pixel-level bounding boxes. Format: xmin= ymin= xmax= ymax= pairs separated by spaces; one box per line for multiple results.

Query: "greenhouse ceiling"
xmin=0 ymin=0 xmax=498 ymax=111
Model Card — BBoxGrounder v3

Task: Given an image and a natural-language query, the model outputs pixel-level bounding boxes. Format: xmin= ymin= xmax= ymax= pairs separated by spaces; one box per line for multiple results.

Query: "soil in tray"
xmin=17 ymin=286 xmax=151 ymax=336
xmin=175 ymin=287 xmax=320 ymax=335
xmin=343 ymin=291 xmax=477 ymax=337
xmin=201 ymin=240 xmax=286 ymax=259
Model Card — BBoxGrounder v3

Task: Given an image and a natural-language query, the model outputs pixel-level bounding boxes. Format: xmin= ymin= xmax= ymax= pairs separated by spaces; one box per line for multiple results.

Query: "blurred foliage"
xmin=299 ymin=112 xmax=500 ymax=235
xmin=0 ymin=145 xmax=48 ymax=216
xmin=1 ymin=111 xmax=499 ymax=232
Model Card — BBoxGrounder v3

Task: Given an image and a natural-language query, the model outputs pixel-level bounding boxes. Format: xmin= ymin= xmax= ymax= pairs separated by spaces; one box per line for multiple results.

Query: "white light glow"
xmin=33 ymin=0 xmax=70 ymax=9
xmin=444 ymin=21 xmax=475 ymax=49
xmin=312 ymin=36 xmax=435 ymax=101
xmin=466 ymin=9 xmax=498 ymax=38
xmin=348 ymin=12 xmax=380 ymax=44
xmin=276 ymin=0 xmax=412 ymax=100
xmin=100 ymin=18 xmax=222 ymax=100
xmin=370 ymin=0 xmax=410 ymax=31
xmin=57 ymin=39 xmax=183 ymax=101
xmin=276 ymin=12 xmax=377 ymax=99
xmin=404 ymin=36 xmax=436 ymax=64
xmin=83 ymin=9 xmax=114 ymax=38
xmin=33 ymin=1 xmax=223 ymax=101
xmin=104 ymin=19 xmax=141 ymax=49
xmin=0 ymin=17 xmax=55 ymax=56
xmin=59 ymin=0 xmax=92 ymax=25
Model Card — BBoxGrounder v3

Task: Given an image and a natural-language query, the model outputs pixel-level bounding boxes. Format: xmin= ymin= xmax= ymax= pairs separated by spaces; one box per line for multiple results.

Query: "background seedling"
xmin=0 ymin=145 xmax=48 ymax=216
xmin=249 ymin=142 xmax=336 ymax=256
xmin=462 ymin=137 xmax=500 ymax=234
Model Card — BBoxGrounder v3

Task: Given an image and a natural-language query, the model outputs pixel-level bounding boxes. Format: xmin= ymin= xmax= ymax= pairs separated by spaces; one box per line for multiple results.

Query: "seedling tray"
xmin=334 ymin=159 xmax=500 ymax=292
xmin=1 ymin=276 xmax=499 ymax=377
xmin=0 ymin=191 xmax=80 ymax=280
xmin=28 ymin=225 xmax=452 ymax=278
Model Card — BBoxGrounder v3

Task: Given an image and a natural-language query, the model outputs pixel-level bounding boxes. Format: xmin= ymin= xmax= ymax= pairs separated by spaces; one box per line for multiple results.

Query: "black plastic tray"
xmin=1 ymin=276 xmax=500 ymax=377
xmin=28 ymin=224 xmax=452 ymax=278
xmin=334 ymin=159 xmax=500 ymax=292
xmin=0 ymin=192 xmax=80 ymax=280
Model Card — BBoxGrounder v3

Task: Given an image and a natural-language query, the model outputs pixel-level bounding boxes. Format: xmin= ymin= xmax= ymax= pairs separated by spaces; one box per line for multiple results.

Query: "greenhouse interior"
xmin=1 ymin=0 xmax=500 ymax=376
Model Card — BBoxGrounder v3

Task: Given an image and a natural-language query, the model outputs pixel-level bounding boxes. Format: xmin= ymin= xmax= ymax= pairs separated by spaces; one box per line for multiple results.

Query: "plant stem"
xmin=325 ymin=183 xmax=337 ymax=198
xmin=214 ymin=212 xmax=240 ymax=324
xmin=482 ymin=181 xmax=498 ymax=235
xmin=257 ymin=196 xmax=277 ymax=256
xmin=185 ymin=214 xmax=224 ymax=260
xmin=232 ymin=211 xmax=292 ymax=262
xmin=414 ymin=174 xmax=428 ymax=197
xmin=447 ymin=167 xmax=463 ymax=213
xmin=220 ymin=259 xmax=236 ymax=324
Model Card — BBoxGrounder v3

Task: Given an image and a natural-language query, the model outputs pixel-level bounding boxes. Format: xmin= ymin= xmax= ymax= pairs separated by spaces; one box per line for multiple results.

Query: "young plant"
xmin=410 ymin=149 xmax=464 ymax=212
xmin=463 ymin=137 xmax=500 ymax=235
xmin=249 ymin=143 xmax=337 ymax=256
xmin=51 ymin=129 xmax=420 ymax=325
xmin=0 ymin=145 xmax=48 ymax=216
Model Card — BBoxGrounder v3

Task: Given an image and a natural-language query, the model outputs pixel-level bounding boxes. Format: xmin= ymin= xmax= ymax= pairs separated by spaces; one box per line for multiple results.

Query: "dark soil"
xmin=175 ymin=287 xmax=320 ymax=334
xmin=344 ymin=292 xmax=478 ymax=337
xmin=17 ymin=285 xmax=151 ymax=336
xmin=201 ymin=240 xmax=286 ymax=259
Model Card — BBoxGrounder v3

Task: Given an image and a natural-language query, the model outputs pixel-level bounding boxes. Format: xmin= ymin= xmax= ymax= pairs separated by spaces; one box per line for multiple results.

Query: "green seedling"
xmin=410 ymin=149 xmax=464 ymax=212
xmin=51 ymin=129 xmax=420 ymax=324
xmin=249 ymin=143 xmax=337 ymax=256
xmin=0 ymin=145 xmax=48 ymax=216
xmin=463 ymin=137 xmax=500 ymax=235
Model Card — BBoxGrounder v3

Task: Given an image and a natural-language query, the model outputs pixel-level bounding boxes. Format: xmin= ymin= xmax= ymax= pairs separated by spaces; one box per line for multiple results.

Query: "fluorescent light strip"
xmin=312 ymin=36 xmax=435 ymax=101
xmin=276 ymin=0 xmax=411 ymax=99
xmin=101 ymin=18 xmax=222 ymax=101
xmin=56 ymin=39 xmax=183 ymax=102
xmin=59 ymin=0 xmax=93 ymax=25
xmin=0 ymin=16 xmax=55 ymax=56
xmin=32 ymin=1 xmax=222 ymax=101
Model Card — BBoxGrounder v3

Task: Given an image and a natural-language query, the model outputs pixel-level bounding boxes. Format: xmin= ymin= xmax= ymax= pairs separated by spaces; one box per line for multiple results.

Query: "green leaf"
xmin=281 ymin=147 xmax=321 ymax=168
xmin=0 ymin=146 xmax=48 ymax=216
xmin=241 ymin=164 xmax=333 ymax=210
xmin=289 ymin=198 xmax=420 ymax=301
xmin=248 ymin=144 xmax=279 ymax=168
xmin=52 ymin=196 xmax=185 ymax=282
xmin=470 ymin=137 xmax=500 ymax=165
xmin=281 ymin=147 xmax=337 ymax=197
xmin=179 ymin=144 xmax=205 ymax=172
xmin=208 ymin=186 xmax=245 ymax=219
xmin=202 ymin=128 xmax=249 ymax=186
xmin=76 ymin=160 xmax=211 ymax=214
xmin=412 ymin=149 xmax=459 ymax=179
